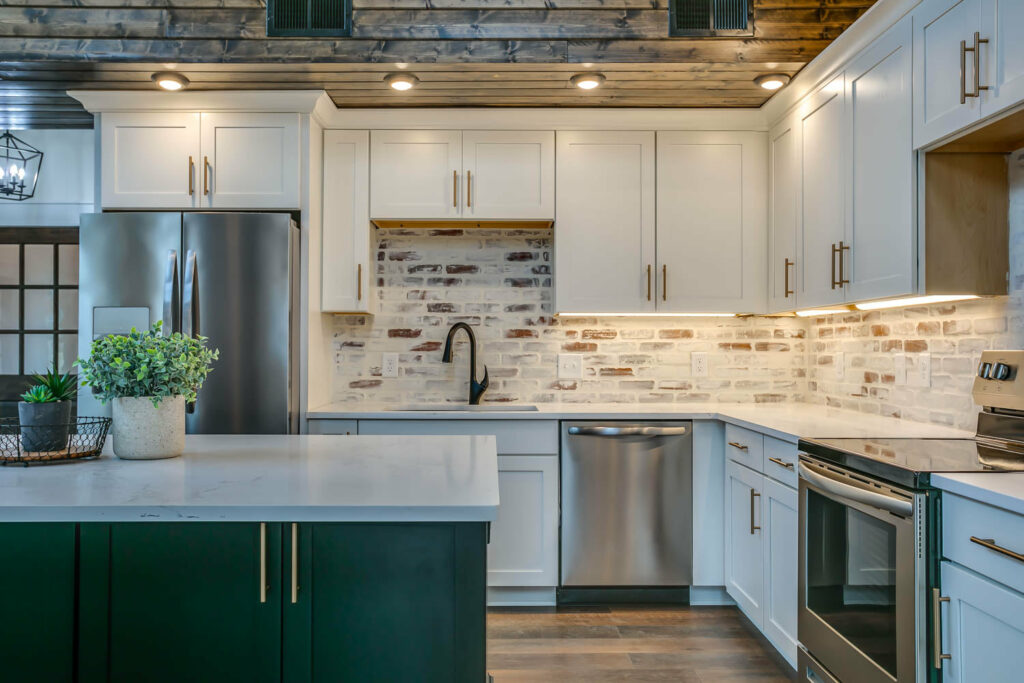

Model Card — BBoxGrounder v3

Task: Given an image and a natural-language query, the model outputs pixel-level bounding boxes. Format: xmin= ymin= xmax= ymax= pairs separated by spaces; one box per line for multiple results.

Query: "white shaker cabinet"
xmin=462 ymin=131 xmax=554 ymax=220
xmin=199 ymin=113 xmax=300 ymax=209
xmin=101 ymin=112 xmax=200 ymax=209
xmin=489 ymin=455 xmax=559 ymax=589
xmin=761 ymin=476 xmax=798 ymax=668
xmin=768 ymin=115 xmax=800 ymax=313
xmin=321 ymin=130 xmax=372 ymax=313
xmin=845 ymin=16 xmax=915 ymax=302
xmin=656 ymin=131 xmax=766 ymax=313
xmin=725 ymin=459 xmax=764 ymax=626
xmin=554 ymin=131 xmax=656 ymax=314
xmin=370 ymin=130 xmax=462 ymax=219
xmin=981 ymin=0 xmax=1024 ymax=117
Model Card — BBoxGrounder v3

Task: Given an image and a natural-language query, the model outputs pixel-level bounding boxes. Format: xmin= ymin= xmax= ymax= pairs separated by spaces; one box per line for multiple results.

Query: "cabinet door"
xmin=285 ymin=523 xmax=486 ymax=683
xmin=0 ymin=524 xmax=76 ymax=683
xmin=79 ymin=523 xmax=282 ymax=683
xmin=981 ymin=0 xmax=1024 ymax=116
xmin=913 ymin=0 xmax=985 ymax=148
xmin=846 ymin=17 xmax=916 ymax=302
xmin=370 ymin=130 xmax=462 ymax=219
xmin=101 ymin=112 xmax=200 ymax=208
xmin=656 ymin=131 xmax=767 ymax=313
xmin=768 ymin=115 xmax=801 ymax=313
xmin=489 ymin=455 xmax=558 ymax=587
xmin=798 ymin=74 xmax=848 ymax=309
xmin=321 ymin=130 xmax=372 ymax=313
xmin=554 ymin=131 xmax=656 ymax=314
xmin=462 ymin=130 xmax=554 ymax=220
xmin=725 ymin=460 xmax=764 ymax=626
xmin=200 ymin=112 xmax=300 ymax=209
xmin=762 ymin=478 xmax=798 ymax=668
xmin=940 ymin=560 xmax=1024 ymax=683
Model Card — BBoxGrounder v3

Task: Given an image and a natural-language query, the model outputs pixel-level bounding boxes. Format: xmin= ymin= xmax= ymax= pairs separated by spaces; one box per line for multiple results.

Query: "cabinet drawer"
xmin=943 ymin=493 xmax=1024 ymax=594
xmin=763 ymin=436 xmax=798 ymax=488
xmin=356 ymin=419 xmax=558 ymax=455
xmin=725 ymin=424 xmax=764 ymax=471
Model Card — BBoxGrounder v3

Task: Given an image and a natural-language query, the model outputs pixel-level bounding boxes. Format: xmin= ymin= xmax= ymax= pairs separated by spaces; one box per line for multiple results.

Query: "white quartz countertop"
xmin=932 ymin=472 xmax=1024 ymax=516
xmin=0 ymin=435 xmax=499 ymax=523
xmin=308 ymin=402 xmax=973 ymax=443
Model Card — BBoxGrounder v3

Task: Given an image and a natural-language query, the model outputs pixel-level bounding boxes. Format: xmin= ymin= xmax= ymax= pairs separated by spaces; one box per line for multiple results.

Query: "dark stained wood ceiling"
xmin=0 ymin=0 xmax=878 ymax=128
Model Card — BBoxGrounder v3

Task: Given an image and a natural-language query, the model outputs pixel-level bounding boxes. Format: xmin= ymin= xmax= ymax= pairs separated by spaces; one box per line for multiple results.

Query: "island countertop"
xmin=0 ymin=434 xmax=499 ymax=523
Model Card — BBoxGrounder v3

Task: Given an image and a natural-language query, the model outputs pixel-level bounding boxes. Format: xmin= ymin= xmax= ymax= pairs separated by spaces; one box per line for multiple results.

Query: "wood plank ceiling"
xmin=0 ymin=0 xmax=878 ymax=128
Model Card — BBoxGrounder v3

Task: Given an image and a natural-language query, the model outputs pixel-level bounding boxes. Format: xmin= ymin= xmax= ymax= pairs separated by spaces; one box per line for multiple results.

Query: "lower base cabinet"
xmin=488 ymin=455 xmax=558 ymax=589
xmin=70 ymin=521 xmax=486 ymax=683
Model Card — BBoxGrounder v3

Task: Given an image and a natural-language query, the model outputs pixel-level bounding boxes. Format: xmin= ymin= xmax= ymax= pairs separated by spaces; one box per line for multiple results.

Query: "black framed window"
xmin=267 ymin=0 xmax=352 ymax=37
xmin=0 ymin=227 xmax=78 ymax=414
xmin=670 ymin=0 xmax=753 ymax=37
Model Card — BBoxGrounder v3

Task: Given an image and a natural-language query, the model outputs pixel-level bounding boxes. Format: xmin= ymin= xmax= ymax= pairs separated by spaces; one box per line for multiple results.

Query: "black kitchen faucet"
xmin=441 ymin=322 xmax=489 ymax=405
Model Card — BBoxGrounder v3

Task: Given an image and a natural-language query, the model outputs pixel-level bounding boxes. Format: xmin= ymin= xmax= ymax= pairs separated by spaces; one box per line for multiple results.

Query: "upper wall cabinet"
xmin=768 ymin=115 xmax=800 ymax=313
xmin=555 ymin=131 xmax=655 ymax=314
xmin=322 ymin=130 xmax=372 ymax=314
xmin=101 ymin=112 xmax=300 ymax=210
xmin=369 ymin=130 xmax=554 ymax=221
xmin=657 ymin=131 xmax=766 ymax=313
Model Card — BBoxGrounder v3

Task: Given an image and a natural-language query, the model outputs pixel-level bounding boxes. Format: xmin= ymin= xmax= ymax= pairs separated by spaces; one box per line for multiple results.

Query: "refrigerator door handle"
xmin=162 ymin=249 xmax=180 ymax=335
xmin=183 ymin=249 xmax=199 ymax=415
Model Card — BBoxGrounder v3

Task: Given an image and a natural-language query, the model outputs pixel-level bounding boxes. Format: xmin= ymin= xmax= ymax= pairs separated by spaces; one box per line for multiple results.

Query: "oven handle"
xmin=799 ymin=461 xmax=913 ymax=517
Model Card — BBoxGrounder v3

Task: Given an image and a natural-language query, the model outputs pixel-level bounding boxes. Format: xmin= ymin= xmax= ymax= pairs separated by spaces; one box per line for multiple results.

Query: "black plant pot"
xmin=18 ymin=401 xmax=72 ymax=452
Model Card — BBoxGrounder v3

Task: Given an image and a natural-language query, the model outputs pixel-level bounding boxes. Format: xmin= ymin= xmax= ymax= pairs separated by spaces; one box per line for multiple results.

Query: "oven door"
xmin=798 ymin=456 xmax=926 ymax=683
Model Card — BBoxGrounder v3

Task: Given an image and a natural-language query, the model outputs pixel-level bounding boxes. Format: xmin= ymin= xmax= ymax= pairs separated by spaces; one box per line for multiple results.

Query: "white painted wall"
xmin=0 ymin=129 xmax=94 ymax=226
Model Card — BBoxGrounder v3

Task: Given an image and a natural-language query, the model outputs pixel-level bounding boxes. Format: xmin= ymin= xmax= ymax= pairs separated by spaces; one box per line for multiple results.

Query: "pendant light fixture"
xmin=0 ymin=130 xmax=43 ymax=201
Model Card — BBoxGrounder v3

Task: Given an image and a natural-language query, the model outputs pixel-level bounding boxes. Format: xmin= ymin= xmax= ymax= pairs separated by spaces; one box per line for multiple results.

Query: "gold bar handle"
xmin=830 ymin=243 xmax=838 ymax=289
xmin=768 ymin=456 xmax=794 ymax=470
xmin=750 ymin=489 xmax=760 ymax=534
xmin=291 ymin=522 xmax=299 ymax=604
xmin=259 ymin=522 xmax=267 ymax=604
xmin=973 ymin=32 xmax=990 ymax=97
xmin=188 ymin=156 xmax=194 ymax=196
xmin=970 ymin=536 xmax=1024 ymax=564
xmin=646 ymin=265 xmax=651 ymax=302
xmin=357 ymin=263 xmax=362 ymax=301
xmin=933 ymin=588 xmax=951 ymax=669
xmin=452 ymin=170 xmax=457 ymax=208
xmin=839 ymin=240 xmax=850 ymax=286
xmin=662 ymin=264 xmax=667 ymax=302
xmin=728 ymin=441 xmax=749 ymax=451
xmin=466 ymin=170 xmax=471 ymax=208
xmin=784 ymin=258 xmax=794 ymax=298
xmin=203 ymin=156 xmax=210 ymax=196
xmin=961 ymin=39 xmax=969 ymax=104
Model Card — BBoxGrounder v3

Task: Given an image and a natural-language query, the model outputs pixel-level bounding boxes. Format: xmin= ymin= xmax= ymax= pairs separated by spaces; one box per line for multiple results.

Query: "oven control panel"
xmin=973 ymin=350 xmax=1024 ymax=411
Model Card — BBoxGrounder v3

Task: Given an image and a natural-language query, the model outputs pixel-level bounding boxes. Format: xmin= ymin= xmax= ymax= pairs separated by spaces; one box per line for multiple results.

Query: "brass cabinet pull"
xmin=662 ymin=264 xmax=667 ymax=302
xmin=961 ymin=39 xmax=969 ymax=104
xmin=466 ymin=170 xmax=471 ymax=208
xmin=933 ymin=588 xmax=951 ymax=669
xmin=453 ymin=170 xmax=457 ymax=208
xmin=970 ymin=536 xmax=1024 ymax=564
xmin=291 ymin=522 xmax=299 ymax=604
xmin=972 ymin=32 xmax=990 ymax=98
xmin=838 ymin=241 xmax=850 ymax=286
xmin=357 ymin=263 xmax=362 ymax=301
xmin=646 ymin=265 xmax=651 ymax=302
xmin=728 ymin=441 xmax=749 ymax=451
xmin=259 ymin=522 xmax=267 ymax=604
xmin=830 ymin=243 xmax=839 ymax=289
xmin=188 ymin=156 xmax=194 ymax=196
xmin=768 ymin=456 xmax=794 ymax=470
xmin=750 ymin=489 xmax=760 ymax=534
xmin=203 ymin=155 xmax=210 ymax=196
xmin=784 ymin=258 xmax=794 ymax=298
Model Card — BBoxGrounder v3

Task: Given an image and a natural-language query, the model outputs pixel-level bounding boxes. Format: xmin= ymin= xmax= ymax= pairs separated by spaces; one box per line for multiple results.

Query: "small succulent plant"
xmin=20 ymin=385 xmax=56 ymax=403
xmin=20 ymin=367 xmax=76 ymax=403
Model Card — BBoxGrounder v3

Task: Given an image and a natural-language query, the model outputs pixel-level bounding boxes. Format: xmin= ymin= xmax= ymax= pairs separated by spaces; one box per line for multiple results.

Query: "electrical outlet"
xmin=835 ymin=352 xmax=845 ymax=381
xmin=918 ymin=353 xmax=931 ymax=387
xmin=894 ymin=355 xmax=907 ymax=385
xmin=381 ymin=353 xmax=399 ymax=378
xmin=558 ymin=353 xmax=582 ymax=379
xmin=691 ymin=352 xmax=709 ymax=378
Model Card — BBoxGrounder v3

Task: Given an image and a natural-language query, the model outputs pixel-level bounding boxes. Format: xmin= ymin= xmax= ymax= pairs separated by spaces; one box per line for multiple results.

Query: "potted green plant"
xmin=77 ymin=322 xmax=218 ymax=460
xmin=18 ymin=367 xmax=76 ymax=452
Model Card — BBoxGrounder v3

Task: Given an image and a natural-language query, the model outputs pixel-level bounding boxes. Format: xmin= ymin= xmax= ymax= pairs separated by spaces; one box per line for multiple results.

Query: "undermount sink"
xmin=394 ymin=404 xmax=539 ymax=412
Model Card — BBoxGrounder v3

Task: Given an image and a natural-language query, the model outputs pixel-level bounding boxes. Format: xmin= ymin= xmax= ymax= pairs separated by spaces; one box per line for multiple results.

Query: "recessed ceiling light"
xmin=570 ymin=73 xmax=606 ymax=90
xmin=151 ymin=72 xmax=189 ymax=91
xmin=754 ymin=73 xmax=791 ymax=91
xmin=385 ymin=73 xmax=420 ymax=91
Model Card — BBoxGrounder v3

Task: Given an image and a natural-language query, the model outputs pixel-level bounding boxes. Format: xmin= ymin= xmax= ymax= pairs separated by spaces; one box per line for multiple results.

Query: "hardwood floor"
xmin=487 ymin=605 xmax=797 ymax=682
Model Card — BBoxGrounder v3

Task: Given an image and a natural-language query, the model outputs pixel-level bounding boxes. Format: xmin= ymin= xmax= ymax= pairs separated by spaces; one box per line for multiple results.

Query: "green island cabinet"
xmin=0 ymin=522 xmax=487 ymax=683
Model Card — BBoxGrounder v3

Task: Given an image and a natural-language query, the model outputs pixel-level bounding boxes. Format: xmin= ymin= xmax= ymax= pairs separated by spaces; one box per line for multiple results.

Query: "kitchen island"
xmin=0 ymin=435 xmax=498 ymax=683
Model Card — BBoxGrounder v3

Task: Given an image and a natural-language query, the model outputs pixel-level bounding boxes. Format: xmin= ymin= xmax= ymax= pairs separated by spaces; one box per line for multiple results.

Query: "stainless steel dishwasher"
xmin=561 ymin=421 xmax=693 ymax=587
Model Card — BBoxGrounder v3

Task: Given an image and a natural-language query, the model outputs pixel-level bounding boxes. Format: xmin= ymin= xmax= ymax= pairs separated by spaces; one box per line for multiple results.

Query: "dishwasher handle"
xmin=567 ymin=425 xmax=689 ymax=437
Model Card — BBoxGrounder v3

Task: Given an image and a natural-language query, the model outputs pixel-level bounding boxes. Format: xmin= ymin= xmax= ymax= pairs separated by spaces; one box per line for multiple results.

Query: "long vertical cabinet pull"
xmin=662 ymin=265 xmax=667 ymax=302
xmin=784 ymin=258 xmax=794 ymax=298
xmin=972 ymin=32 xmax=990 ymax=98
xmin=188 ymin=156 xmax=194 ymax=196
xmin=466 ymin=170 xmax=472 ymax=208
xmin=750 ymin=489 xmax=761 ymax=534
xmin=932 ymin=588 xmax=951 ymax=669
xmin=453 ymin=170 xmax=457 ymax=208
xmin=838 ymin=241 xmax=850 ymax=286
xmin=259 ymin=522 xmax=267 ymax=604
xmin=203 ymin=156 xmax=210 ymax=196
xmin=961 ymin=39 xmax=969 ymax=104
xmin=831 ymin=244 xmax=839 ymax=289
xmin=290 ymin=522 xmax=299 ymax=604
xmin=646 ymin=265 xmax=652 ymax=302
xmin=357 ymin=263 xmax=362 ymax=301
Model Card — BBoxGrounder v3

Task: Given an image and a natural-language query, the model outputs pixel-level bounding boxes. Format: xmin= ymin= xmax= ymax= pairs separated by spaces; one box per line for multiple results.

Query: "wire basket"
xmin=0 ymin=417 xmax=111 ymax=466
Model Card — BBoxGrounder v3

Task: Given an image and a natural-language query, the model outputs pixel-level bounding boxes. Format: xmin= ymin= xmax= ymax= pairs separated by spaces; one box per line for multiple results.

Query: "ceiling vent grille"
xmin=267 ymin=0 xmax=351 ymax=37
xmin=670 ymin=0 xmax=753 ymax=37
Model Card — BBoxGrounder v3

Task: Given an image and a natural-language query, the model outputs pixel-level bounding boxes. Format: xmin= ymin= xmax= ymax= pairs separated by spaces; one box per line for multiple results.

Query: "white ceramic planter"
xmin=111 ymin=396 xmax=186 ymax=460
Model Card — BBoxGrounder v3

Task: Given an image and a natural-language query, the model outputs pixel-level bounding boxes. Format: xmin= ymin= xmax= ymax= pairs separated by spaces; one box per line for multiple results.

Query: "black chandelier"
xmin=0 ymin=130 xmax=44 ymax=201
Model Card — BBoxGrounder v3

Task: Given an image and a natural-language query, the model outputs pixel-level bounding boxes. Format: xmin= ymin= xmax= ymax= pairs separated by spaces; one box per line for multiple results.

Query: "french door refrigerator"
xmin=78 ymin=212 xmax=299 ymax=434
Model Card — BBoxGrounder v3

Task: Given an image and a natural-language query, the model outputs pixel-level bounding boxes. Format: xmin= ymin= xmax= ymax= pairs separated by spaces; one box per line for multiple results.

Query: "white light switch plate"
xmin=835 ymin=352 xmax=845 ymax=381
xmin=894 ymin=355 xmax=907 ymax=385
xmin=691 ymin=352 xmax=709 ymax=378
xmin=381 ymin=353 xmax=399 ymax=378
xmin=558 ymin=353 xmax=582 ymax=379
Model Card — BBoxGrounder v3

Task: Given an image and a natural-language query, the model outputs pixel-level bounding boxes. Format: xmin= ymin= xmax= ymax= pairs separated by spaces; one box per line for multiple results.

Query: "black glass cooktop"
xmin=798 ymin=437 xmax=1024 ymax=489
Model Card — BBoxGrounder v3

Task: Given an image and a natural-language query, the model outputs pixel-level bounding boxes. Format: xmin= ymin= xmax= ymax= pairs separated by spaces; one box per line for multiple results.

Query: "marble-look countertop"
xmin=308 ymin=402 xmax=973 ymax=443
xmin=0 ymin=435 xmax=499 ymax=523
xmin=932 ymin=472 xmax=1024 ymax=516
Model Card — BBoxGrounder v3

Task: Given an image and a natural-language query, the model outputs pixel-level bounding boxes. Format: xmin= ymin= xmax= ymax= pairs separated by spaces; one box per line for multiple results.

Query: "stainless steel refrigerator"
xmin=78 ymin=212 xmax=299 ymax=434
